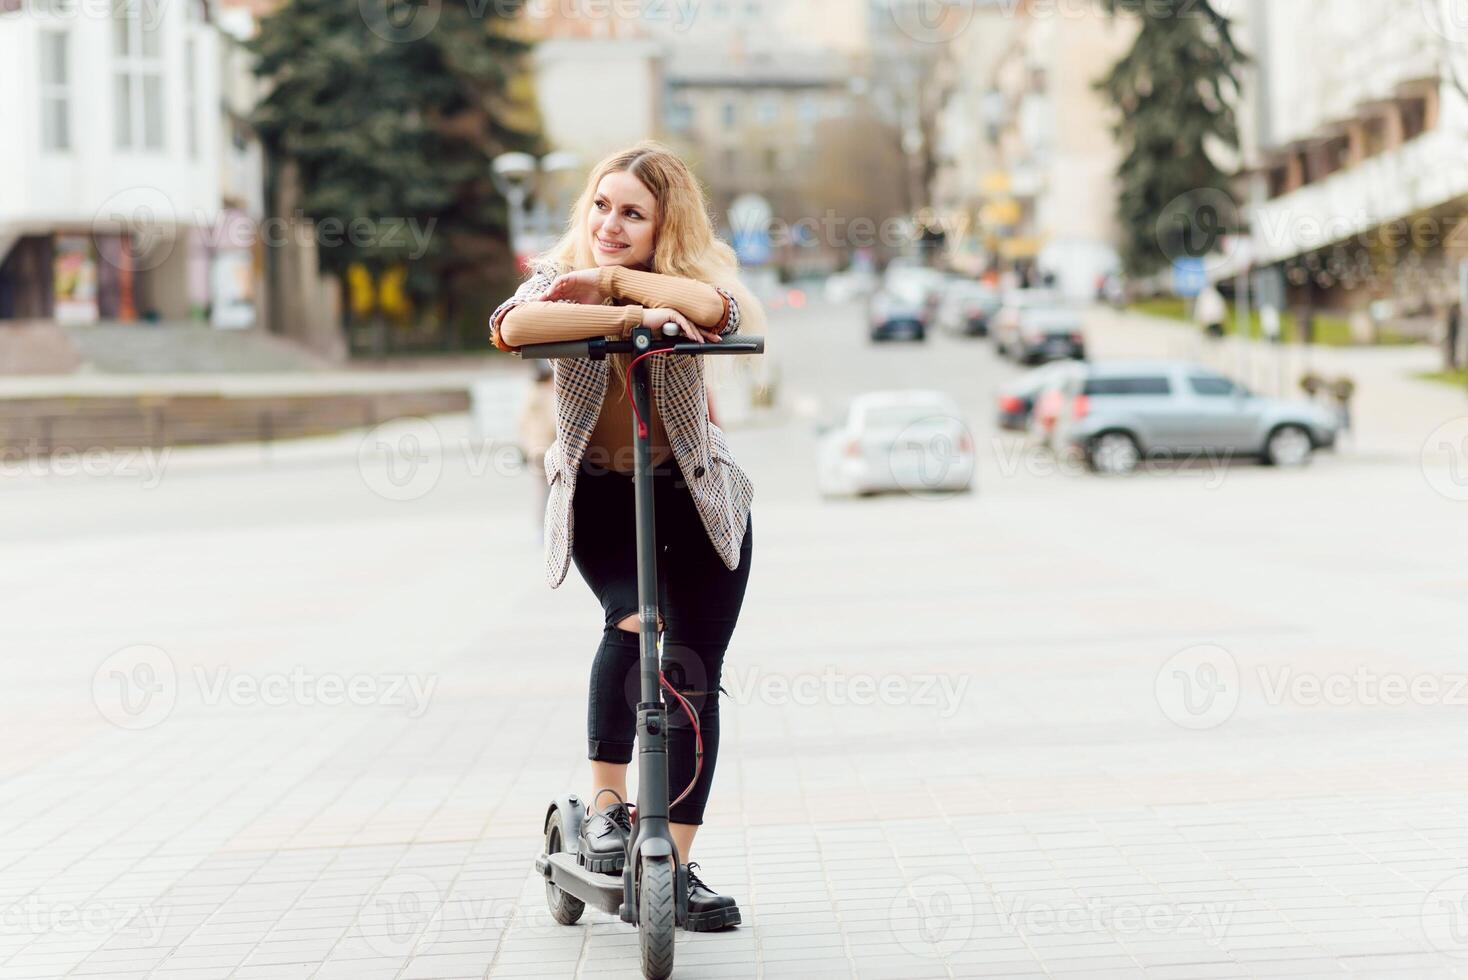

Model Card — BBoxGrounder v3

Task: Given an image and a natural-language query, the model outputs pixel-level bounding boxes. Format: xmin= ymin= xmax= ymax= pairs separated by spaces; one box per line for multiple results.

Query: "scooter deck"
xmin=537 ymin=852 xmax=623 ymax=915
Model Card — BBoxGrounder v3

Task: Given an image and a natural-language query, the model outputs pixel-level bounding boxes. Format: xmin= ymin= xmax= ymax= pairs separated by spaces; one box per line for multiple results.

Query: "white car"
xmin=816 ymin=390 xmax=976 ymax=497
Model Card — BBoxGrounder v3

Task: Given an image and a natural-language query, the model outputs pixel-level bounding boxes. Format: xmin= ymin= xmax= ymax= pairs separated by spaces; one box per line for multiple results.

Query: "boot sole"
xmin=683 ymin=905 xmax=741 ymax=931
xmin=577 ymin=846 xmax=626 ymax=875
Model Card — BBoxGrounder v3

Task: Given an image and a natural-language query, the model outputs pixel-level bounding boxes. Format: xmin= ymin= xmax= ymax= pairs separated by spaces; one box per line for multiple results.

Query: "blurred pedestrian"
xmin=1194 ymin=283 xmax=1226 ymax=339
xmin=1330 ymin=376 xmax=1355 ymax=439
xmin=517 ymin=359 xmax=557 ymax=542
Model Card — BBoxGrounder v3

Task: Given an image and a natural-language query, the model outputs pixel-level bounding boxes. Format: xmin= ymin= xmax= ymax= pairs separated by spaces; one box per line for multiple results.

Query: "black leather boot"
xmin=577 ymin=801 xmax=632 ymax=875
xmin=682 ymin=861 xmax=741 ymax=931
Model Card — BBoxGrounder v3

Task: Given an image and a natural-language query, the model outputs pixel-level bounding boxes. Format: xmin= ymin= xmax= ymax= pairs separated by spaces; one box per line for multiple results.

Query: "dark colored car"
xmin=867 ymin=281 xmax=929 ymax=342
xmin=938 ymin=283 xmax=1001 ymax=337
xmin=1000 ymin=308 xmax=1086 ymax=364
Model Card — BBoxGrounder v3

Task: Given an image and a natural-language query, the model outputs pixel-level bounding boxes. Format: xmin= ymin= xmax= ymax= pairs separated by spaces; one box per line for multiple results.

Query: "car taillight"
xmin=788 ymin=289 xmax=806 ymax=308
xmin=957 ymin=431 xmax=973 ymax=453
xmin=1071 ymin=394 xmax=1090 ymax=419
xmin=1070 ymin=332 xmax=1084 ymax=344
xmin=998 ymin=394 xmax=1023 ymax=414
xmin=844 ymin=437 xmax=862 ymax=458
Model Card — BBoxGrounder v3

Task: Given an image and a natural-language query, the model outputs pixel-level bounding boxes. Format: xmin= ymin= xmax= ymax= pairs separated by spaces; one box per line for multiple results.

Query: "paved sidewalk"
xmin=4 ymin=305 xmax=1468 ymax=978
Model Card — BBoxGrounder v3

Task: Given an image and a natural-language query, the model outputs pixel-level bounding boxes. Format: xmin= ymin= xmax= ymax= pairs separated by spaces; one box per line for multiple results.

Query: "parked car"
xmin=990 ymin=289 xmax=1063 ymax=354
xmin=817 ymin=390 xmax=975 ymax=497
xmin=937 ymin=281 xmax=1001 ymax=337
xmin=995 ymin=360 xmax=1087 ymax=432
xmin=883 ymin=262 xmax=947 ymax=312
xmin=997 ymin=307 xmax=1086 ymax=364
xmin=867 ymin=279 xmax=929 ymax=342
xmin=1054 ymin=361 xmax=1340 ymax=474
xmin=825 ymin=268 xmax=878 ymax=303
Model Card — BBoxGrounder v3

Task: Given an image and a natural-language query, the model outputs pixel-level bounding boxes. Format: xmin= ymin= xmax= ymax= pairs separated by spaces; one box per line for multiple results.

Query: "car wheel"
xmin=1263 ymin=424 xmax=1313 ymax=467
xmin=1087 ymin=431 xmax=1141 ymax=475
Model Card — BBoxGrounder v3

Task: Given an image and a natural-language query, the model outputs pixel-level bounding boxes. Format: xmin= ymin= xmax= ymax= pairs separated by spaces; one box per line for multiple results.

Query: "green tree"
xmin=1097 ymin=0 xmax=1246 ymax=277
xmin=250 ymin=0 xmax=542 ymax=351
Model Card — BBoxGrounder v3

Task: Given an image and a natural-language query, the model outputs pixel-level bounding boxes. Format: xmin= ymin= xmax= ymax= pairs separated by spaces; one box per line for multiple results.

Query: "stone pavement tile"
xmin=313 ymin=958 xmax=407 ymax=980
xmin=849 ymin=953 xmax=949 ymax=979
xmin=1142 ymin=964 xmax=1249 ymax=979
xmin=397 ymin=951 xmax=502 ymax=978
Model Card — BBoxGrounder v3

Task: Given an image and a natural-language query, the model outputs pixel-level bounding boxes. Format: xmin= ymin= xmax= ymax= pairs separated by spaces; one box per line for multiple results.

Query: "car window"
xmin=1083 ymin=376 xmax=1172 ymax=396
xmin=1188 ymin=374 xmax=1236 ymax=396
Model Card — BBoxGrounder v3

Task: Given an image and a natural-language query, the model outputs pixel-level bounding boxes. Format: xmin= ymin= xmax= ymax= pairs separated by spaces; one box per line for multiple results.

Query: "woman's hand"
xmin=641 ymin=307 xmax=722 ymax=343
xmin=542 ymin=269 xmax=606 ymax=305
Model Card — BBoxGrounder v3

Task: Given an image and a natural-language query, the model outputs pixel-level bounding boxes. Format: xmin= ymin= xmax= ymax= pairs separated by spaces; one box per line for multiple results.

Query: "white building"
xmin=1236 ymin=0 xmax=1468 ymax=331
xmin=0 ymin=0 xmax=226 ymax=324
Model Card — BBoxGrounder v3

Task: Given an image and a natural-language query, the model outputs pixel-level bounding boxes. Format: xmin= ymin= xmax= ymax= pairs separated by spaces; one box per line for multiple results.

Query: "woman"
xmin=489 ymin=141 xmax=765 ymax=932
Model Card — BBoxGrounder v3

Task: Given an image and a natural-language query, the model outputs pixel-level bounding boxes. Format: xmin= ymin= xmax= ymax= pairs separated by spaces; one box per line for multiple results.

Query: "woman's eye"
xmin=594 ymin=200 xmax=607 ymax=211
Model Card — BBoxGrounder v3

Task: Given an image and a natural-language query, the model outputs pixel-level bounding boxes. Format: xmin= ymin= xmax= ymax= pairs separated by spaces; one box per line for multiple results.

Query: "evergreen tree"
xmin=249 ymin=0 xmax=542 ymax=349
xmin=1097 ymin=0 xmax=1246 ymax=277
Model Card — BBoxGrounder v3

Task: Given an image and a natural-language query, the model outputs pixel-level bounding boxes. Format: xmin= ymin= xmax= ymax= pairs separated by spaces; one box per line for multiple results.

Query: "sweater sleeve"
xmin=597 ymin=266 xmax=731 ymax=330
xmin=499 ymin=301 xmax=644 ymax=349
xmin=489 ymin=269 xmax=642 ymax=353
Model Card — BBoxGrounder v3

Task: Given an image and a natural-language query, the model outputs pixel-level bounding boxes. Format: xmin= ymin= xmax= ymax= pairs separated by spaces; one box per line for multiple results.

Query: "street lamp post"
xmin=492 ymin=151 xmax=582 ymax=273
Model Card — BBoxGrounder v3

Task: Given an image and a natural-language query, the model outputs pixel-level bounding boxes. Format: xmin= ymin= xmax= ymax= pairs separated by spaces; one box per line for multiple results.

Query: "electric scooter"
xmin=523 ymin=324 xmax=764 ymax=980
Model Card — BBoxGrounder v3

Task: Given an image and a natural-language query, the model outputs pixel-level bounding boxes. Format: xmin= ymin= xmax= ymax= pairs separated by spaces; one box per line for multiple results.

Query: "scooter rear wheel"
xmin=638 ymin=856 xmax=675 ymax=979
xmin=543 ymin=809 xmax=585 ymax=925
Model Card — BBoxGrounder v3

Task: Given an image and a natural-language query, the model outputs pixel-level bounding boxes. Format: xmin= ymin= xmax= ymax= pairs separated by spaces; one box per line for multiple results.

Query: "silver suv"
xmin=1056 ymin=361 xmax=1340 ymax=474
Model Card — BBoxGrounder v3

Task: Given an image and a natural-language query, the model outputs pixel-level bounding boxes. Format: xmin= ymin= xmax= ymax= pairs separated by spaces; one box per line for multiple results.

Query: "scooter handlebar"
xmin=516 ymin=334 xmax=765 ymax=360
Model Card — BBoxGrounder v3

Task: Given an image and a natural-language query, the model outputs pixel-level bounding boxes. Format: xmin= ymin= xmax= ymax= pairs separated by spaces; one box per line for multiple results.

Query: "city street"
xmin=4 ymin=300 xmax=1468 ymax=979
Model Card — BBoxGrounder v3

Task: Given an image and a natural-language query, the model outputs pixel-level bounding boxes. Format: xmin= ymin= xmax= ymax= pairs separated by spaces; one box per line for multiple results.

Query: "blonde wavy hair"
xmin=532 ymin=140 xmax=766 ymax=391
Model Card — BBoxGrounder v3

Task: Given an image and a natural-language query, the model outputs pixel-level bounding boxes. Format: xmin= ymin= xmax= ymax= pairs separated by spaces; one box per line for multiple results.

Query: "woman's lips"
xmin=596 ymin=238 xmax=629 ymax=251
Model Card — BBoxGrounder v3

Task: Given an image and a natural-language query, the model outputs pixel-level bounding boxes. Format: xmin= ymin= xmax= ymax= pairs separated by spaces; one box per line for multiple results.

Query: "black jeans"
xmin=570 ymin=454 xmax=753 ymax=826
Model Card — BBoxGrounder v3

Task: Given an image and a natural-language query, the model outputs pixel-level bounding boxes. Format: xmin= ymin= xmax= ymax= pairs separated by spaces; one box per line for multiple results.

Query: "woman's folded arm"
xmin=490 ymin=269 xmax=643 ymax=353
xmin=597 ymin=266 xmax=730 ymax=330
xmin=497 ymin=301 xmax=644 ymax=349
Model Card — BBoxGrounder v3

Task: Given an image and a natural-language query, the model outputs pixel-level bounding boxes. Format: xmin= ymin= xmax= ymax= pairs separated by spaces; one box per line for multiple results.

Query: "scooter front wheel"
xmin=638 ymin=855 xmax=676 ymax=979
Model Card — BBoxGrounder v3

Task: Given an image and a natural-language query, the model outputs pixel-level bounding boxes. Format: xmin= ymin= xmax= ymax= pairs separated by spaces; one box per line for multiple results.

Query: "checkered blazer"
xmin=490 ymin=269 xmax=754 ymax=589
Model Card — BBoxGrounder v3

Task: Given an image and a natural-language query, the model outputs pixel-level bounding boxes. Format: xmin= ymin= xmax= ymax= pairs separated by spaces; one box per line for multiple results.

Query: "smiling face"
xmin=588 ymin=170 xmax=658 ymax=270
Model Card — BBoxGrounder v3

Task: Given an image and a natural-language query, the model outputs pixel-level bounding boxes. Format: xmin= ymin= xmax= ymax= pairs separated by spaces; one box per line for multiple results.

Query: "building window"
xmin=722 ymin=101 xmax=737 ymax=126
xmin=665 ymin=99 xmax=693 ymax=133
xmin=39 ymin=30 xmax=70 ymax=152
xmin=757 ymin=97 xmax=778 ymax=125
xmin=798 ymin=95 xmax=820 ymax=126
xmin=113 ymin=0 xmax=165 ymax=151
